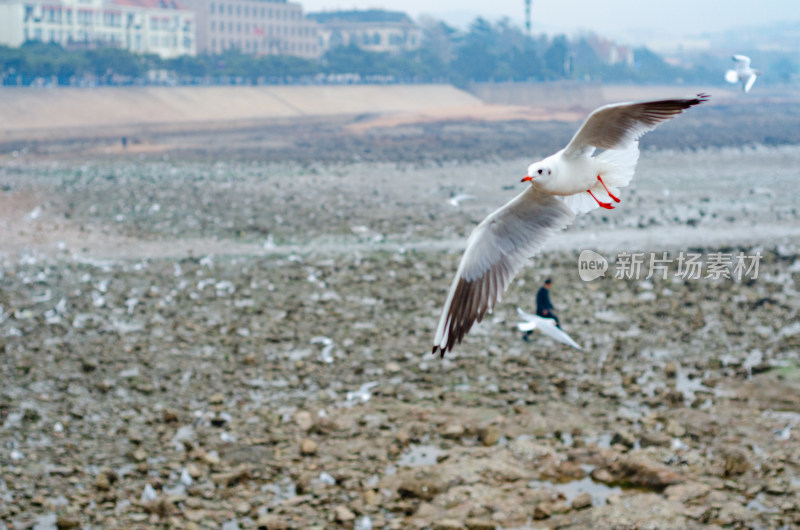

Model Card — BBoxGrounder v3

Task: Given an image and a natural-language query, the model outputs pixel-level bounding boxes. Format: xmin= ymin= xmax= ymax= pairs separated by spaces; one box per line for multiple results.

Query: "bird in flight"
xmin=432 ymin=94 xmax=709 ymax=357
xmin=725 ymin=55 xmax=759 ymax=94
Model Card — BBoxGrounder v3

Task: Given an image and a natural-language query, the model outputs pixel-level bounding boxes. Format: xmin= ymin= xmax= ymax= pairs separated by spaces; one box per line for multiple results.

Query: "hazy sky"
xmin=300 ymin=0 xmax=798 ymax=43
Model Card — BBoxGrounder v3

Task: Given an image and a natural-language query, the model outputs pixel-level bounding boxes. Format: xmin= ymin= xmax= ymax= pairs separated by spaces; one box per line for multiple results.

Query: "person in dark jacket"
xmin=524 ymin=278 xmax=560 ymax=342
xmin=536 ymin=279 xmax=559 ymax=326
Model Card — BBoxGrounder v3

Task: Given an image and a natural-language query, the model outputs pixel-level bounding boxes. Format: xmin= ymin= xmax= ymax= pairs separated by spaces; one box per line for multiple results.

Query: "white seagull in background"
xmin=448 ymin=193 xmax=476 ymax=207
xmin=515 ymin=307 xmax=582 ymax=350
xmin=725 ymin=55 xmax=760 ymax=93
xmin=432 ymin=94 xmax=709 ymax=356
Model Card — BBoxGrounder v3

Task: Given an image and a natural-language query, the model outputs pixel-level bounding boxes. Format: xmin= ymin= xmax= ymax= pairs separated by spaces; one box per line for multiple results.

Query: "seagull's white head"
xmin=522 ymin=161 xmax=554 ymax=184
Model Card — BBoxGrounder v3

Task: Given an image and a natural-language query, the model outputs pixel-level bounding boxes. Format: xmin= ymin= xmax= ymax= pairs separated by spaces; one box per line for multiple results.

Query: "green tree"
xmin=543 ymin=35 xmax=568 ymax=78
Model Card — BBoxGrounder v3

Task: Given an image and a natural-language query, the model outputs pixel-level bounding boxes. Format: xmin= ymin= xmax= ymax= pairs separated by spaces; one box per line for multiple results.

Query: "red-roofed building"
xmin=0 ymin=0 xmax=196 ymax=57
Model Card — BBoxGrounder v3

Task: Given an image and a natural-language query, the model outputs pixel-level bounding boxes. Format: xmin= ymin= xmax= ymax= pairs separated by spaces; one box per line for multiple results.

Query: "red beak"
xmin=521 ymin=175 xmax=533 ymax=182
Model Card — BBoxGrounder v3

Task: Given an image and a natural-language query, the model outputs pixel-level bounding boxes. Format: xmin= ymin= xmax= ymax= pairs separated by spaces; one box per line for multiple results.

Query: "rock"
xmin=721 ymin=447 xmax=749 ymax=477
xmin=533 ymin=503 xmax=551 ymax=520
xmin=590 ymin=468 xmax=615 ymax=484
xmin=433 ymin=520 xmax=463 ymax=530
xmin=572 ymin=492 xmax=592 ymax=510
xmin=209 ymin=393 xmax=224 ymax=405
xmin=202 ymin=451 xmax=221 ymax=466
xmin=364 ymin=489 xmax=380 ymax=506
xmin=664 ymin=482 xmax=711 ymax=503
xmin=640 ymin=431 xmax=672 ymax=448
xmin=334 ymin=505 xmax=356 ymax=523
xmin=95 ymin=468 xmax=117 ymax=491
xmin=294 ymin=411 xmax=314 ymax=431
xmin=464 ymin=518 xmax=496 ymax=530
xmin=665 ymin=390 xmax=685 ymax=406
xmin=398 ymin=478 xmax=440 ymax=501
xmin=395 ymin=430 xmax=410 ymax=446
xmin=300 ymin=438 xmax=318 ymax=456
xmin=664 ymin=419 xmax=685 ymax=437
xmin=385 ymin=361 xmax=401 ymax=374
xmin=552 ymin=460 xmax=586 ymax=481
xmin=478 ymin=426 xmax=500 ymax=447
xmin=600 ymin=455 xmax=684 ymax=490
xmin=242 ymin=353 xmax=257 ymax=365
xmin=184 ymin=510 xmax=205 ymax=522
xmin=610 ymin=430 xmax=636 ymax=448
xmin=210 ymin=465 xmax=249 ymax=487
xmin=255 ymin=515 xmax=289 ymax=530
xmin=440 ymin=421 xmax=465 ymax=439
xmin=713 ymin=501 xmax=756 ymax=526
xmin=664 ymin=362 xmax=678 ymax=378
xmin=186 ymin=463 xmax=202 ymax=479
xmin=56 ymin=515 xmax=81 ymax=529
xmin=234 ymin=501 xmax=251 ymax=515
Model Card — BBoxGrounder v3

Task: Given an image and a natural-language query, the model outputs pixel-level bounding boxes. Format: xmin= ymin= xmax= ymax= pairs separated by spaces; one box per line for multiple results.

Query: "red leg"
xmin=597 ymin=175 xmax=621 ymax=203
xmin=587 ymin=189 xmax=614 ymax=209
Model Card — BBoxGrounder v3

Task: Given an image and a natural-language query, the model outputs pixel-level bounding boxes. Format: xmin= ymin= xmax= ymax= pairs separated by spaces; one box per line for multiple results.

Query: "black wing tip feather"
xmin=689 ymin=93 xmax=710 ymax=106
xmin=432 ymin=277 xmax=493 ymax=359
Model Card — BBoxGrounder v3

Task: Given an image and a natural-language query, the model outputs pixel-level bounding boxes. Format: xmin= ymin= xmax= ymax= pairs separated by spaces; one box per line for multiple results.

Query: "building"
xmin=0 ymin=0 xmax=196 ymax=58
xmin=307 ymin=10 xmax=421 ymax=55
xmin=183 ymin=0 xmax=320 ymax=58
xmin=584 ymin=35 xmax=634 ymax=67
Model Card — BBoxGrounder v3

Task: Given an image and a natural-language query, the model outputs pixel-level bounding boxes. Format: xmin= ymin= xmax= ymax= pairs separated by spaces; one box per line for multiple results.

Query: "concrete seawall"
xmin=0 ymin=84 xmax=482 ymax=139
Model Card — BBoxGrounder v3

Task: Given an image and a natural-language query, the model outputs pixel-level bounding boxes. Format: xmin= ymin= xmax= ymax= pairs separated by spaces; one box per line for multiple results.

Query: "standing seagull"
xmin=432 ymin=94 xmax=709 ymax=356
xmin=725 ymin=55 xmax=760 ymax=93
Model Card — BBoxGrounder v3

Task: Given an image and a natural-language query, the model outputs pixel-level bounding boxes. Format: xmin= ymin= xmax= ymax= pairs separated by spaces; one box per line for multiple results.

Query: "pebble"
xmin=334 ymin=505 xmax=356 ymax=523
xmin=441 ymin=421 xmax=465 ymax=439
xmin=722 ymin=447 xmax=750 ymax=477
xmin=433 ymin=520 xmax=463 ymax=530
xmin=465 ymin=518 xmax=496 ymax=530
xmin=300 ymin=438 xmax=318 ymax=456
xmin=533 ymin=504 xmax=551 ymax=520
xmin=294 ymin=411 xmax=314 ymax=431
xmin=478 ymin=426 xmax=501 ymax=447
xmin=571 ymin=492 xmax=592 ymax=510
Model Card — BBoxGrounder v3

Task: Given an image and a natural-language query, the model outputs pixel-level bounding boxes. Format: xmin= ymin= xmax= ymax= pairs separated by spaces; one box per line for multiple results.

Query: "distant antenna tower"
xmin=525 ymin=0 xmax=532 ymax=34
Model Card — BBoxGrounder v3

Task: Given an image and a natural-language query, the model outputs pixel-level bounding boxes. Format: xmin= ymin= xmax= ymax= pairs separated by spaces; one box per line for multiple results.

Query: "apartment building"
xmin=0 ymin=0 xmax=196 ymax=58
xmin=307 ymin=10 xmax=421 ymax=55
xmin=184 ymin=0 xmax=319 ymax=58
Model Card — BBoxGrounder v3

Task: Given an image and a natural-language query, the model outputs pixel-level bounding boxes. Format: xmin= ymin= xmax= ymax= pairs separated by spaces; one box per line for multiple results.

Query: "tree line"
xmin=1 ymin=17 xmax=796 ymax=87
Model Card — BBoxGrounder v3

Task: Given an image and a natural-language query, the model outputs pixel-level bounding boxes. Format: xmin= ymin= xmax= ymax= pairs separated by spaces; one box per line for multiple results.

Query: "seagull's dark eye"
xmin=537 ymin=169 xmax=543 ymax=175
xmin=548 ymin=170 xmax=552 ymax=175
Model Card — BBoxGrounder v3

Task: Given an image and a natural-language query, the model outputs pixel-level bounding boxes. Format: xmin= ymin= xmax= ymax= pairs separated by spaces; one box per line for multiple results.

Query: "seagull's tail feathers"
xmin=560 ymin=142 xmax=639 ymax=215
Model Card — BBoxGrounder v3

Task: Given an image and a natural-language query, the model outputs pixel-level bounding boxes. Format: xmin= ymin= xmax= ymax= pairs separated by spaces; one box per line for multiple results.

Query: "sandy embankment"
xmin=0 ymin=82 xmax=766 ymax=145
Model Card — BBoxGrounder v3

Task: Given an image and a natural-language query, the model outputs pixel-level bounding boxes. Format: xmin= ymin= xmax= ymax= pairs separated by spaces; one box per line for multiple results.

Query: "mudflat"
xmin=1 ymin=89 xmax=800 ymax=528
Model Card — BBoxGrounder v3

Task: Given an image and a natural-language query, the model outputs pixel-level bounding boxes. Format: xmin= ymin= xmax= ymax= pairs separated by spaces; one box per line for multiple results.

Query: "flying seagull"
xmin=515 ymin=307 xmax=582 ymax=350
xmin=448 ymin=193 xmax=476 ymax=207
xmin=432 ymin=94 xmax=709 ymax=356
xmin=725 ymin=55 xmax=759 ymax=93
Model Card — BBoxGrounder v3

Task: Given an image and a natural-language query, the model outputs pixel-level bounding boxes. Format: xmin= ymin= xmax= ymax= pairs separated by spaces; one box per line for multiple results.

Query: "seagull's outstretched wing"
xmin=432 ymin=186 xmax=575 ymax=357
xmin=744 ymin=74 xmax=757 ymax=93
xmin=732 ymin=55 xmax=751 ymax=68
xmin=515 ymin=308 xmax=582 ymax=350
xmin=562 ymin=94 xmax=709 ymax=159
